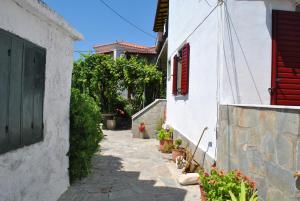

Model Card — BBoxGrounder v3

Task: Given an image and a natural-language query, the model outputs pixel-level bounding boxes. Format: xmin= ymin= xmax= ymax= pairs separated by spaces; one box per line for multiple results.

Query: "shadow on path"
xmin=59 ymin=154 xmax=187 ymax=201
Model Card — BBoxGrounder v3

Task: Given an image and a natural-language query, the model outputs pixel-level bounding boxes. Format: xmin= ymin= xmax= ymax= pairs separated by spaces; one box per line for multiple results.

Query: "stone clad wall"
xmin=217 ymin=105 xmax=300 ymax=201
xmin=132 ymin=99 xmax=166 ymax=138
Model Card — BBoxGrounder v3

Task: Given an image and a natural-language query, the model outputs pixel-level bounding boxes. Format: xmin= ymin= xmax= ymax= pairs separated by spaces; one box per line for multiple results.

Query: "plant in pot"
xmin=157 ymin=127 xmax=173 ymax=152
xmin=172 ymin=138 xmax=185 ymax=162
xmin=199 ymin=168 xmax=257 ymax=201
xmin=138 ymin=122 xmax=147 ymax=139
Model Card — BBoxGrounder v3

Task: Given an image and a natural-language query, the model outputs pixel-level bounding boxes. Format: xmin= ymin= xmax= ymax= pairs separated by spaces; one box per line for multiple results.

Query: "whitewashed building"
xmin=0 ymin=0 xmax=82 ymax=200
xmin=154 ymin=0 xmax=300 ymax=200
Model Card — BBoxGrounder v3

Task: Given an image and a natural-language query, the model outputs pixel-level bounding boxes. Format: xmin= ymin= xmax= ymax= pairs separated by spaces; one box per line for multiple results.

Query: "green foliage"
xmin=73 ymin=54 xmax=119 ymax=113
xmin=116 ymin=56 xmax=163 ymax=113
xmin=124 ymin=102 xmax=134 ymax=117
xmin=174 ymin=138 xmax=183 ymax=149
xmin=199 ymin=169 xmax=257 ymax=201
xmin=73 ymin=54 xmax=163 ymax=116
xmin=69 ymin=88 xmax=103 ymax=183
xmin=228 ymin=182 xmax=258 ymax=201
xmin=157 ymin=128 xmax=173 ymax=141
xmin=162 ymin=142 xmax=174 ymax=153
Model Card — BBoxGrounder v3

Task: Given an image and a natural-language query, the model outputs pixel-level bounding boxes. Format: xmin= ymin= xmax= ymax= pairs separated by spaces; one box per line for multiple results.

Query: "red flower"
xmin=235 ymin=170 xmax=243 ymax=178
xmin=208 ymin=180 xmax=218 ymax=185
xmin=218 ymin=170 xmax=225 ymax=177
xmin=249 ymin=180 xmax=256 ymax=189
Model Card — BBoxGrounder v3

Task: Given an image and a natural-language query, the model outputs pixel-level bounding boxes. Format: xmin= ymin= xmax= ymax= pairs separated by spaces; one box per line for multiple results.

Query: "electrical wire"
xmin=97 ymin=0 xmax=156 ymax=39
xmin=74 ymin=50 xmax=96 ymax=53
xmin=169 ymin=1 xmax=222 ymax=57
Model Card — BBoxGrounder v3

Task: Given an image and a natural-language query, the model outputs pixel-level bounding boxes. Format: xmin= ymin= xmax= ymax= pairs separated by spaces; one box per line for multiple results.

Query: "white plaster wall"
xmin=221 ymin=0 xmax=296 ymax=105
xmin=167 ymin=0 xmax=221 ymax=160
xmin=0 ymin=0 xmax=78 ymax=200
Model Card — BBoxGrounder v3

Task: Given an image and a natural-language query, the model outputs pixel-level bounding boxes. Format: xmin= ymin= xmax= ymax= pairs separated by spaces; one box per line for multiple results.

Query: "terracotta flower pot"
xmin=159 ymin=139 xmax=173 ymax=152
xmin=106 ymin=119 xmax=116 ymax=130
xmin=199 ymin=184 xmax=207 ymax=201
xmin=138 ymin=123 xmax=145 ymax=132
xmin=172 ymin=148 xmax=185 ymax=162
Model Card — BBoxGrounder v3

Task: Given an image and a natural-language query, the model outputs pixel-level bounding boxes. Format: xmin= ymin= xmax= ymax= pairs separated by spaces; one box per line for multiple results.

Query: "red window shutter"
xmin=181 ymin=43 xmax=190 ymax=95
xmin=172 ymin=55 xmax=178 ymax=95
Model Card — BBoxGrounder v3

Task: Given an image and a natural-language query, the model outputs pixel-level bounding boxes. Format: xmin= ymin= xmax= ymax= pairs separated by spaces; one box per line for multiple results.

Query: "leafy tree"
xmin=73 ymin=54 xmax=163 ymax=115
xmin=116 ymin=56 xmax=163 ymax=112
xmin=73 ymin=54 xmax=119 ymax=113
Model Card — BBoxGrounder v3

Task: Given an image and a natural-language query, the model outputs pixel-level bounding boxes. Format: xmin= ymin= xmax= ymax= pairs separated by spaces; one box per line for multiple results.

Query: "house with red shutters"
xmin=154 ymin=0 xmax=300 ymax=200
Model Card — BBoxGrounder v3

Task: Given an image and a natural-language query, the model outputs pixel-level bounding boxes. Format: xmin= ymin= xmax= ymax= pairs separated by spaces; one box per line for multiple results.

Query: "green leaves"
xmin=199 ymin=169 xmax=257 ymax=201
xmin=69 ymin=88 xmax=103 ymax=183
xmin=73 ymin=54 xmax=118 ymax=113
xmin=228 ymin=182 xmax=258 ymax=201
xmin=73 ymin=54 xmax=163 ymax=114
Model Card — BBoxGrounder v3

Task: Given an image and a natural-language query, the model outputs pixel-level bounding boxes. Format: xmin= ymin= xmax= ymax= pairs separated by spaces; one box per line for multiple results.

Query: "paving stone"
xmin=58 ymin=130 xmax=199 ymax=201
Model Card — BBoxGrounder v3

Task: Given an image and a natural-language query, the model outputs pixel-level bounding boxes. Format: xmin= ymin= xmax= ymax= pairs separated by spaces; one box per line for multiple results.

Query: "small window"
xmin=297 ymin=5 xmax=300 ymax=12
xmin=0 ymin=28 xmax=46 ymax=154
xmin=172 ymin=43 xmax=190 ymax=96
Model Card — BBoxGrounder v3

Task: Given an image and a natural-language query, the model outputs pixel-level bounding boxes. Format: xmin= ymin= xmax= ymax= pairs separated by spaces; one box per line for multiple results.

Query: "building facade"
xmin=0 ymin=0 xmax=82 ymax=200
xmin=93 ymin=41 xmax=156 ymax=63
xmin=154 ymin=0 xmax=300 ymax=200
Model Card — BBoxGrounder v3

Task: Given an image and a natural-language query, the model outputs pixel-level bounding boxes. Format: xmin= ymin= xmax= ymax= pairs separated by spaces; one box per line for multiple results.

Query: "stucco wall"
xmin=0 ymin=0 xmax=79 ymax=200
xmin=132 ymin=99 xmax=166 ymax=139
xmin=167 ymin=0 xmax=220 ymax=160
xmin=221 ymin=0 xmax=296 ymax=105
xmin=218 ymin=104 xmax=300 ymax=201
xmin=167 ymin=0 xmax=298 ymax=162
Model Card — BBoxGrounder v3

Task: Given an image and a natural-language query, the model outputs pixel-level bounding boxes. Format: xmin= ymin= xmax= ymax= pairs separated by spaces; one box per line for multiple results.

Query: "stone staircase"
xmin=131 ymin=99 xmax=166 ymax=138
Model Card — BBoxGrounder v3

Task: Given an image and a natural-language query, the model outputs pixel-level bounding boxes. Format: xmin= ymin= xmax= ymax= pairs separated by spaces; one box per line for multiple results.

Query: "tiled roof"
xmin=93 ymin=41 xmax=156 ymax=54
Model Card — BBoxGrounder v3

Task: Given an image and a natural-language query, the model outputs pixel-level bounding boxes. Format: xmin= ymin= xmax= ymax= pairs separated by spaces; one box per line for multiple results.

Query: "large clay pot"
xmin=106 ymin=119 xmax=116 ymax=130
xmin=172 ymin=148 xmax=185 ymax=162
xmin=159 ymin=139 xmax=173 ymax=152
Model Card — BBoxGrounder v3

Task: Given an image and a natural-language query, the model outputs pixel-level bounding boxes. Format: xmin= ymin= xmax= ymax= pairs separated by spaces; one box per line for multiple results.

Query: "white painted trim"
xmin=223 ymin=103 xmax=300 ymax=110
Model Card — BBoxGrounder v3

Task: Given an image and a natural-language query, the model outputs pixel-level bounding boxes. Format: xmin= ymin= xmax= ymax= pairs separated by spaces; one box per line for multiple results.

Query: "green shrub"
xmin=229 ymin=181 xmax=258 ymax=201
xmin=69 ymin=88 xmax=103 ymax=183
xmin=199 ymin=169 xmax=257 ymax=201
xmin=157 ymin=128 xmax=174 ymax=141
xmin=162 ymin=143 xmax=174 ymax=153
xmin=174 ymin=138 xmax=183 ymax=149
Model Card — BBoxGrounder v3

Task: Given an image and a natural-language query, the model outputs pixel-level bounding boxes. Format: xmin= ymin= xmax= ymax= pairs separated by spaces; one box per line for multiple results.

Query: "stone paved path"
xmin=58 ymin=130 xmax=200 ymax=201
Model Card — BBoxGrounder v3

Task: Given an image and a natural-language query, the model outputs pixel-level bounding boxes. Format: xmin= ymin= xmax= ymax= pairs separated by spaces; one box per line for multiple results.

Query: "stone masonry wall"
xmin=217 ymin=105 xmax=300 ymax=201
xmin=132 ymin=99 xmax=166 ymax=139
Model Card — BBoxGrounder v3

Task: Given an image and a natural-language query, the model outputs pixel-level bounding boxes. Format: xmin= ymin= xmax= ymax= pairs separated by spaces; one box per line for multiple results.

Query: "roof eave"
xmin=13 ymin=0 xmax=83 ymax=40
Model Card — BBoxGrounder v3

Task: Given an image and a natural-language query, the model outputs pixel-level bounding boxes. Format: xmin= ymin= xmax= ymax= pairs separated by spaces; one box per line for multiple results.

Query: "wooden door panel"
xmin=0 ymin=32 xmax=11 ymax=153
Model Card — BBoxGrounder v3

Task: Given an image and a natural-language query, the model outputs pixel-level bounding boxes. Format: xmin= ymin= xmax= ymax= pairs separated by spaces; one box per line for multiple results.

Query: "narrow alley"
xmin=59 ymin=130 xmax=200 ymax=201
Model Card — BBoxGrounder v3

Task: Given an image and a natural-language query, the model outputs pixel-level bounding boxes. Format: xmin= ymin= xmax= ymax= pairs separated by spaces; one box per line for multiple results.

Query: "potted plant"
xmin=138 ymin=122 xmax=147 ymax=139
xmin=199 ymin=168 xmax=257 ymax=201
xmin=157 ymin=127 xmax=173 ymax=152
xmin=106 ymin=115 xmax=116 ymax=130
xmin=172 ymin=138 xmax=185 ymax=161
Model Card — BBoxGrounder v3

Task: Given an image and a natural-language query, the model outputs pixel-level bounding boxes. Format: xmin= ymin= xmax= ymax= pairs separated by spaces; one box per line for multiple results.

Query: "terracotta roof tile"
xmin=93 ymin=41 xmax=156 ymax=54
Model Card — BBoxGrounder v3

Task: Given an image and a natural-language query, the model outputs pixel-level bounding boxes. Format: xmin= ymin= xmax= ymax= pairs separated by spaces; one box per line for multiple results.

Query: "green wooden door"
xmin=32 ymin=48 xmax=45 ymax=143
xmin=8 ymin=37 xmax=23 ymax=148
xmin=0 ymin=32 xmax=11 ymax=153
xmin=22 ymin=45 xmax=35 ymax=146
xmin=22 ymin=44 xmax=46 ymax=145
